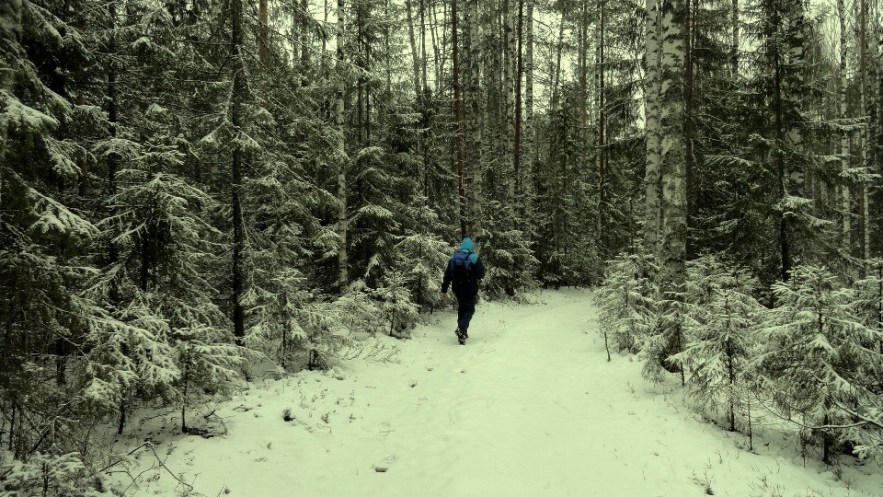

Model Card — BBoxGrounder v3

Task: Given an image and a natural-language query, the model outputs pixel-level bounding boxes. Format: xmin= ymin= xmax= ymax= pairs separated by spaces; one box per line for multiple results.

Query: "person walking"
xmin=441 ymin=237 xmax=485 ymax=344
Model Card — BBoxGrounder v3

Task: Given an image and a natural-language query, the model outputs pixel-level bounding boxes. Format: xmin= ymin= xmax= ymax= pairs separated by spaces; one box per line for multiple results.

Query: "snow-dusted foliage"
xmin=595 ymin=250 xmax=658 ymax=354
xmin=389 ymin=233 xmax=449 ymax=311
xmin=671 ymin=258 xmax=763 ymax=432
xmin=0 ymin=450 xmax=111 ymax=497
xmin=478 ymin=206 xmax=538 ymax=297
xmin=757 ymin=265 xmax=883 ymax=462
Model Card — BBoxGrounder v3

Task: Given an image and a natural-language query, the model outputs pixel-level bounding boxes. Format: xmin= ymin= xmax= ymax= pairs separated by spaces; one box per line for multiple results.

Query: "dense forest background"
xmin=2 ymin=0 xmax=883 ymax=493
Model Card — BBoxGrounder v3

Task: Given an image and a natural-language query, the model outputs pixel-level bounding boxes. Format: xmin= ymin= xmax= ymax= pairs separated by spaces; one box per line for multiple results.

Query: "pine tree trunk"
xmin=597 ymin=0 xmax=607 ymax=258
xmin=452 ymin=0 xmax=467 ymax=238
xmin=839 ymin=0 xmax=851 ymax=255
xmin=523 ymin=0 xmax=534 ymax=225
xmin=644 ymin=0 xmax=663 ymax=251
xmin=481 ymin=0 xmax=498 ymax=200
xmin=336 ymin=0 xmax=349 ymax=292
xmin=731 ymin=0 xmax=739 ymax=75
xmin=514 ymin=0 xmax=523 ymax=216
xmin=684 ymin=0 xmax=695 ymax=258
xmin=301 ymin=0 xmax=310 ymax=70
xmin=231 ymin=0 xmax=247 ymax=341
xmin=504 ymin=0 xmax=516 ymax=204
xmin=859 ymin=0 xmax=871 ymax=266
xmin=259 ymin=0 xmax=269 ymax=64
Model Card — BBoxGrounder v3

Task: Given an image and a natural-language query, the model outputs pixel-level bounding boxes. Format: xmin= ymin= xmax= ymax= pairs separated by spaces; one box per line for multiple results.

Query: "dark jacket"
xmin=442 ymin=239 xmax=485 ymax=297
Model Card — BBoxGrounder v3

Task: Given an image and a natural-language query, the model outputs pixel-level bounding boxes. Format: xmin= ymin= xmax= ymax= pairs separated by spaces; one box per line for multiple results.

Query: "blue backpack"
xmin=451 ymin=250 xmax=476 ymax=283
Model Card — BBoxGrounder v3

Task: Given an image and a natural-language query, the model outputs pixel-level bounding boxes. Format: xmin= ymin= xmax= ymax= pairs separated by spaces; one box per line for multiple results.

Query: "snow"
xmin=109 ymin=290 xmax=883 ymax=497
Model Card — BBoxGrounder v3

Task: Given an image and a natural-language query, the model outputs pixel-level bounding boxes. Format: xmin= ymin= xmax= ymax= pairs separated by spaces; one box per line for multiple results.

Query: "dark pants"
xmin=455 ymin=292 xmax=477 ymax=335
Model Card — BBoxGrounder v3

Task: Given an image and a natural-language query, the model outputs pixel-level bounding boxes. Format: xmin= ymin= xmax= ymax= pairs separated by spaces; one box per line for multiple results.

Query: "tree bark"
xmin=859 ymin=0 xmax=871 ymax=266
xmin=336 ymin=0 xmax=349 ymax=292
xmin=452 ymin=0 xmax=467 ymax=238
xmin=523 ymin=0 xmax=533 ymax=224
xmin=502 ymin=0 xmax=516 ymax=204
xmin=259 ymin=0 xmax=269 ymax=64
xmin=464 ymin=0 xmax=482 ymax=231
xmin=597 ymin=0 xmax=607 ymax=257
xmin=232 ymin=0 xmax=247 ymax=341
xmin=838 ymin=0 xmax=851 ymax=255
xmin=514 ymin=0 xmax=523 ymax=214
xmin=406 ymin=0 xmax=422 ymax=99
xmin=301 ymin=0 xmax=310 ymax=70
xmin=644 ymin=0 xmax=663 ymax=251
xmin=684 ymin=0 xmax=695 ymax=258
xmin=731 ymin=0 xmax=739 ymax=75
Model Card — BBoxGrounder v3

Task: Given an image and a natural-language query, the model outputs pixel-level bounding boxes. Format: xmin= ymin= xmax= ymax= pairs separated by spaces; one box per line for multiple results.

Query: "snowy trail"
xmin=122 ymin=290 xmax=882 ymax=497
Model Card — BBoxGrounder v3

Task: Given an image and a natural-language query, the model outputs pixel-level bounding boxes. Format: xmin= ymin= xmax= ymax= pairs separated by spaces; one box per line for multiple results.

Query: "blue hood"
xmin=460 ymin=237 xmax=475 ymax=252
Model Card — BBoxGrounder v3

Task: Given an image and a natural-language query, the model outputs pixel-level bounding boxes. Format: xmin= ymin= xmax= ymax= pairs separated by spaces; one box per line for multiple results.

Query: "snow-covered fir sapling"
xmin=174 ymin=324 xmax=244 ymax=434
xmin=595 ymin=251 xmax=658 ymax=356
xmin=372 ymin=272 xmax=420 ymax=338
xmin=849 ymin=259 xmax=883 ymax=459
xmin=757 ymin=265 xmax=883 ymax=463
xmin=0 ymin=451 xmax=111 ymax=497
xmin=670 ymin=262 xmax=762 ymax=435
xmin=390 ymin=233 xmax=449 ymax=311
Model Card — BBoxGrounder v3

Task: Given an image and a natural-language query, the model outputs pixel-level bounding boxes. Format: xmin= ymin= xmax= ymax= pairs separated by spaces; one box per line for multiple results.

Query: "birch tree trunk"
xmin=336 ymin=0 xmax=349 ymax=292
xmin=464 ymin=0 xmax=482 ymax=230
xmin=644 ymin=0 xmax=663 ymax=251
xmin=659 ymin=0 xmax=688 ymax=372
xmin=420 ymin=0 xmax=429 ymax=93
xmin=776 ymin=0 xmax=806 ymax=281
xmin=452 ymin=0 xmax=467 ymax=237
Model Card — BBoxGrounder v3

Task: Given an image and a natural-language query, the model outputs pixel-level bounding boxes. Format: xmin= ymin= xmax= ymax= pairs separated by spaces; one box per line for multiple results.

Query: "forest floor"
xmin=108 ymin=289 xmax=883 ymax=497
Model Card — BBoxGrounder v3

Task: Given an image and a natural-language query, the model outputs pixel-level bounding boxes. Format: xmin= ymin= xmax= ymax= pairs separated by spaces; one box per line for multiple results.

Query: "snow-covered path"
xmin=121 ymin=290 xmax=882 ymax=497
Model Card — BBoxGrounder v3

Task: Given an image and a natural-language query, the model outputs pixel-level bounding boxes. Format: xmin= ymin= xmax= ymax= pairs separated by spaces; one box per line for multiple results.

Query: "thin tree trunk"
xmin=336 ymin=0 xmax=349 ymax=292
xmin=859 ymin=0 xmax=871 ymax=267
xmin=597 ymin=0 xmax=607 ymax=257
xmin=420 ymin=0 xmax=429 ymax=92
xmin=514 ymin=0 xmax=523 ymax=214
xmin=430 ymin=1 xmax=441 ymax=88
xmin=731 ymin=0 xmax=739 ymax=75
xmin=232 ymin=0 xmax=247 ymax=341
xmin=301 ymin=0 xmax=310 ymax=70
xmin=839 ymin=0 xmax=851 ymax=255
xmin=406 ymin=0 xmax=422 ymax=98
xmin=452 ymin=0 xmax=467 ymax=237
xmin=523 ymin=0 xmax=533 ymax=226
xmin=684 ymin=0 xmax=695 ymax=258
xmin=259 ymin=0 xmax=269 ymax=64
xmin=465 ymin=0 xmax=482 ymax=231
xmin=504 ymin=0 xmax=516 ymax=203
xmin=550 ymin=9 xmax=565 ymax=114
